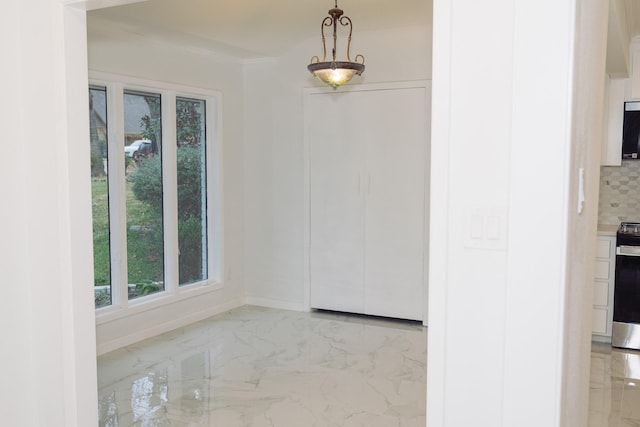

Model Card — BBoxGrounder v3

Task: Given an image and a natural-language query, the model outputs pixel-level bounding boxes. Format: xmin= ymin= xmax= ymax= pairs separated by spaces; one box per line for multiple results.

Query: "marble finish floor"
xmin=97 ymin=305 xmax=640 ymax=426
xmin=97 ymin=306 xmax=427 ymax=426
xmin=589 ymin=342 xmax=640 ymax=427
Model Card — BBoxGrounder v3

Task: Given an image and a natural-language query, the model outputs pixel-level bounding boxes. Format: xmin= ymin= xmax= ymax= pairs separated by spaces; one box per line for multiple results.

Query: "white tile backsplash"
xmin=599 ymin=160 xmax=640 ymax=225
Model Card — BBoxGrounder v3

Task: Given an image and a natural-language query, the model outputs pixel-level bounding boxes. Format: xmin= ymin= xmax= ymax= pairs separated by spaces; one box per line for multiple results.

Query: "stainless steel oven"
xmin=613 ymin=222 xmax=640 ymax=350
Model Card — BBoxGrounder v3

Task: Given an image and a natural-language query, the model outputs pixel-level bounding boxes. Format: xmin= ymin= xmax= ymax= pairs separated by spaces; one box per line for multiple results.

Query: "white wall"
xmin=427 ymin=1 xmax=606 ymax=426
xmin=87 ymin=23 xmax=247 ymax=353
xmin=243 ymin=25 xmax=432 ymax=309
xmin=0 ymin=2 xmax=98 ymax=425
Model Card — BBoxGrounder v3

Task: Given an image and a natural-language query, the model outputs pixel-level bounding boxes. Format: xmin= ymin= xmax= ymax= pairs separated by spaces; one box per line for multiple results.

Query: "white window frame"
xmin=90 ymin=72 xmax=223 ymax=323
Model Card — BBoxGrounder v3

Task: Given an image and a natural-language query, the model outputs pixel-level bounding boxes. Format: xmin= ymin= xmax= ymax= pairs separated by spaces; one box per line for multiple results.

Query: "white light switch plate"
xmin=464 ymin=205 xmax=508 ymax=251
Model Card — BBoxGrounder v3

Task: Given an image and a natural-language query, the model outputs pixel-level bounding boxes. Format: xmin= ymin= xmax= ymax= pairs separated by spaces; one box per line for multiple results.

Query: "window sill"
xmin=95 ymin=280 xmax=224 ymax=325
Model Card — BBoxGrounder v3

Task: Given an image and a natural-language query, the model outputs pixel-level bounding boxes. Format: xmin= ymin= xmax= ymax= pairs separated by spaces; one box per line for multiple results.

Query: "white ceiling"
xmin=88 ymin=0 xmax=432 ymax=60
xmin=89 ymin=0 xmax=640 ymax=73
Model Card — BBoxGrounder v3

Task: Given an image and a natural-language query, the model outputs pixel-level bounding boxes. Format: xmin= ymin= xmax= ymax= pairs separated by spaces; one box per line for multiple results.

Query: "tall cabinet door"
xmin=363 ymin=88 xmax=426 ymax=320
xmin=308 ymin=85 xmax=427 ymax=321
xmin=309 ymin=93 xmax=365 ymax=313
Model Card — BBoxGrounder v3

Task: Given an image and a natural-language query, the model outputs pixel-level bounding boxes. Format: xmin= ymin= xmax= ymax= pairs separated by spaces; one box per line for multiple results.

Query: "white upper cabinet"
xmin=602 ymin=77 xmax=625 ymax=166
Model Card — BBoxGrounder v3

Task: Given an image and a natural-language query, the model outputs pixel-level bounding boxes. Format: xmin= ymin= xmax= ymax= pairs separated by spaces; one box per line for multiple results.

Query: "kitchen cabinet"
xmin=601 ymin=77 xmax=624 ymax=166
xmin=307 ymin=84 xmax=428 ymax=321
xmin=592 ymin=234 xmax=616 ymax=339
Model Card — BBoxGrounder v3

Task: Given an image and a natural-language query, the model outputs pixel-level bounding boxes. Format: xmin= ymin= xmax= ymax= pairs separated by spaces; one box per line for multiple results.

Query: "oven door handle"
xmin=617 ymin=245 xmax=640 ymax=256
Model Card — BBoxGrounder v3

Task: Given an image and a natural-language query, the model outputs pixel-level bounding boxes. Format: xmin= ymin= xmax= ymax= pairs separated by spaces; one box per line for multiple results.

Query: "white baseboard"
xmin=96 ymin=297 xmax=244 ymax=355
xmin=243 ymin=295 xmax=308 ymax=312
xmin=97 ymin=296 xmax=309 ymax=355
xmin=591 ymin=334 xmax=612 ymax=344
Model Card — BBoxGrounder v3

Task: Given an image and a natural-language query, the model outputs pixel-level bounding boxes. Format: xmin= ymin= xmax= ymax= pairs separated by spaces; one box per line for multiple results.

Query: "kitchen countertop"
xmin=597 ymin=224 xmax=618 ymax=236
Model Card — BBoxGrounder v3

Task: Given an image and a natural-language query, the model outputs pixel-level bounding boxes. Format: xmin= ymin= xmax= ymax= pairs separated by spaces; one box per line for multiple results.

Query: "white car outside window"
xmin=124 ymin=140 xmax=151 ymax=157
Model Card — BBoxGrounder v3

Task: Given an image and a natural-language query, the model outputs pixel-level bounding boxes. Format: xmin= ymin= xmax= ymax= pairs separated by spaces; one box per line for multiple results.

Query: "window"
xmin=89 ymin=86 xmax=112 ymax=308
xmin=176 ymin=97 xmax=208 ymax=286
xmin=124 ymin=90 xmax=164 ymax=299
xmin=89 ymin=77 xmax=221 ymax=312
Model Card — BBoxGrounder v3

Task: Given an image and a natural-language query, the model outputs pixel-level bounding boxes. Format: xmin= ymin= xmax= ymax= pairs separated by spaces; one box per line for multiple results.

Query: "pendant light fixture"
xmin=307 ymin=0 xmax=365 ymax=89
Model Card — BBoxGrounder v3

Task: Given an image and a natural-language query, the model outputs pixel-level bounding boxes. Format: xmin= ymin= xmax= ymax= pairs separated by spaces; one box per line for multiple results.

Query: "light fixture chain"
xmin=332 ymin=12 xmax=338 ymax=62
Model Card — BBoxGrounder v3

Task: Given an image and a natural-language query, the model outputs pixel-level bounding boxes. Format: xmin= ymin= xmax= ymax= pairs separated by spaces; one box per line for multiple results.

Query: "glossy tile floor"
xmin=97 ymin=305 xmax=640 ymax=427
xmin=589 ymin=342 xmax=640 ymax=427
xmin=97 ymin=306 xmax=427 ymax=427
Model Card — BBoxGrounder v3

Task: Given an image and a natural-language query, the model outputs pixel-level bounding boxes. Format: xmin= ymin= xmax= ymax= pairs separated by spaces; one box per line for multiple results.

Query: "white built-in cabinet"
xmin=592 ymin=234 xmax=616 ymax=339
xmin=305 ymin=83 xmax=429 ymax=321
xmin=601 ymin=77 xmax=625 ymax=166
xmin=602 ymin=42 xmax=640 ymax=165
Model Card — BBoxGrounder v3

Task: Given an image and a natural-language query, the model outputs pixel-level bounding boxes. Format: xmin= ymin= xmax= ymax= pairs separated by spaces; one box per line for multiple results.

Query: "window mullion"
xmin=163 ymin=91 xmax=179 ymax=293
xmin=107 ymin=82 xmax=129 ymax=307
xmin=207 ymin=95 xmax=222 ymax=284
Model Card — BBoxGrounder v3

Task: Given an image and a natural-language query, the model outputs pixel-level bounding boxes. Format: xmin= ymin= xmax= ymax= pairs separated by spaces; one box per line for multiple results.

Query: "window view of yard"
xmin=176 ymin=97 xmax=207 ymax=286
xmin=89 ymin=85 xmax=209 ymax=308
xmin=92 ymin=175 xmax=165 ymax=306
xmin=124 ymin=90 xmax=165 ymax=301
xmin=89 ymin=86 xmax=112 ymax=308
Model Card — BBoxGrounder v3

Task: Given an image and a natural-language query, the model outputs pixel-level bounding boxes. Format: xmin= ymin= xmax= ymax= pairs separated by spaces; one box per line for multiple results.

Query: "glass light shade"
xmin=308 ymin=61 xmax=365 ymax=88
